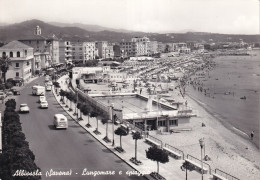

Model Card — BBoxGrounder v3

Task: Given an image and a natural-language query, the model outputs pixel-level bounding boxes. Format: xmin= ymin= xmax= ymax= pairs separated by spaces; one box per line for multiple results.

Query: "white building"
xmin=0 ymin=41 xmax=34 ymax=82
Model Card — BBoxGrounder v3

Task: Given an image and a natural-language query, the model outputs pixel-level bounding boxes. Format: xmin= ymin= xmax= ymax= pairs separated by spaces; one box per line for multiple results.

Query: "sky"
xmin=0 ymin=0 xmax=259 ymax=34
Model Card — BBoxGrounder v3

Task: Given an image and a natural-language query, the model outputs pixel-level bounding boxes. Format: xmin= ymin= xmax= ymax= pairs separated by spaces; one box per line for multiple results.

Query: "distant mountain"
xmin=0 ymin=19 xmax=259 ymax=43
xmin=49 ymin=22 xmax=134 ymax=33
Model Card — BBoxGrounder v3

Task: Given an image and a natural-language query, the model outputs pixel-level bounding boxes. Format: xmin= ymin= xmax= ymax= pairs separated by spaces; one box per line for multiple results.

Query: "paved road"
xmin=16 ymin=77 xmax=145 ymax=180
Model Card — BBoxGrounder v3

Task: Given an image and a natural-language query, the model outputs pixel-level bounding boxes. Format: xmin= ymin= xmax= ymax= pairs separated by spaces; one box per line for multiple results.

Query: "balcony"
xmin=65 ymin=54 xmax=72 ymax=57
xmin=65 ymin=49 xmax=72 ymax=52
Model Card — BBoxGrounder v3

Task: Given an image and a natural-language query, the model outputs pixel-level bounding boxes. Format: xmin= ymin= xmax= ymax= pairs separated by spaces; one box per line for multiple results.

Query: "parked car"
xmin=19 ymin=104 xmax=30 ymax=113
xmin=40 ymin=100 xmax=48 ymax=109
xmin=39 ymin=96 xmax=46 ymax=103
xmin=0 ymin=91 xmax=6 ymax=100
xmin=11 ymin=88 xmax=21 ymax=95
xmin=6 ymin=90 xmax=13 ymax=96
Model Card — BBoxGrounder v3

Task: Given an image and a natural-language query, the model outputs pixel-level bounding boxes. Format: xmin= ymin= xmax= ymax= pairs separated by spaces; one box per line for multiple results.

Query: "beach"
xmin=152 ymin=51 xmax=260 ymax=180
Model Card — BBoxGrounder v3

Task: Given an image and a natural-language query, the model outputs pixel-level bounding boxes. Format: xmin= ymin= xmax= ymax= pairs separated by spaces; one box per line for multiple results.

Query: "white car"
xmin=39 ymin=96 xmax=46 ymax=103
xmin=46 ymin=81 xmax=53 ymax=86
xmin=19 ymin=104 xmax=30 ymax=113
xmin=46 ymin=85 xmax=52 ymax=91
xmin=40 ymin=100 xmax=48 ymax=109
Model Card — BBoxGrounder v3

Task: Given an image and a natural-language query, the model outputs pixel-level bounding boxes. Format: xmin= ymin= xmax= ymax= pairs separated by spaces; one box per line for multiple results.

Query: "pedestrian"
xmin=250 ymin=131 xmax=254 ymax=140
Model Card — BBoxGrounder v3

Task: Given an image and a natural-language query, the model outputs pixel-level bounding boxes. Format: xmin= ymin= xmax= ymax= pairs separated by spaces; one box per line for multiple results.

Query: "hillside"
xmin=0 ymin=19 xmax=259 ymax=43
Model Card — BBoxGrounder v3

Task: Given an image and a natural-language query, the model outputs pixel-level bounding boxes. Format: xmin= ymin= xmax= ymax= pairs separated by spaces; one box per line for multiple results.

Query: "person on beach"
xmin=250 ymin=131 xmax=254 ymax=140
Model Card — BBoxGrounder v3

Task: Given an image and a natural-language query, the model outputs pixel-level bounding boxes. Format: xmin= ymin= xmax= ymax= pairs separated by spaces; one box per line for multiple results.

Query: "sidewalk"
xmin=53 ymin=75 xmax=212 ymax=180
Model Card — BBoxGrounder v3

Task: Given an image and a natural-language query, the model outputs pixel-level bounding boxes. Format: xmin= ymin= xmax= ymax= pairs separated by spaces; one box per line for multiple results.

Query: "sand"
xmin=150 ymin=86 xmax=260 ymax=180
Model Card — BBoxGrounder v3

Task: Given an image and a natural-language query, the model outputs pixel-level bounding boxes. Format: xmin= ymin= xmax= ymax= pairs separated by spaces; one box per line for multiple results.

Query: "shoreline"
xmin=186 ymin=90 xmax=259 ymax=150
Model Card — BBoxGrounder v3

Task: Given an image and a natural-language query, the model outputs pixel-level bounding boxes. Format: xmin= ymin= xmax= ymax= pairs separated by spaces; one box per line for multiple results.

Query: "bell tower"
xmin=34 ymin=25 xmax=41 ymax=35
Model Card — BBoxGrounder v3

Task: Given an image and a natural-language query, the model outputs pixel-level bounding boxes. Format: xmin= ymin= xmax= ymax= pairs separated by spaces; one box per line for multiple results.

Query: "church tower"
xmin=34 ymin=25 xmax=41 ymax=35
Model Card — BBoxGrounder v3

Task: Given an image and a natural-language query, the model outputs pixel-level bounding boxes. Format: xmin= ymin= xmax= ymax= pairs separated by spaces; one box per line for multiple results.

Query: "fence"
xmin=215 ymin=169 xmax=239 ymax=180
xmin=187 ymin=154 xmax=211 ymax=174
xmin=164 ymin=143 xmax=184 ymax=159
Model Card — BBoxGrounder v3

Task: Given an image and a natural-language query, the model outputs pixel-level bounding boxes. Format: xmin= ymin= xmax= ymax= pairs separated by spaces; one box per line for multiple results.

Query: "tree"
xmin=132 ymin=131 xmax=142 ymax=162
xmin=101 ymin=118 xmax=110 ymax=142
xmin=77 ymin=102 xmax=83 ymax=120
xmin=90 ymin=110 xmax=100 ymax=134
xmin=114 ymin=127 xmax=128 ymax=151
xmin=146 ymin=146 xmax=169 ymax=175
xmin=82 ymin=104 xmax=92 ymax=127
xmin=0 ymin=55 xmax=12 ymax=83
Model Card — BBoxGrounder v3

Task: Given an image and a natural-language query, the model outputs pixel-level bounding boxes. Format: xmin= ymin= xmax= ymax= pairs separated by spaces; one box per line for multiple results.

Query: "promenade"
xmin=54 ymin=75 xmax=213 ymax=180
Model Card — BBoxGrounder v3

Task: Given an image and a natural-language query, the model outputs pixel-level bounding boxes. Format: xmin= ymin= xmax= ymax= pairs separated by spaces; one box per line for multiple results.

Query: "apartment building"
xmin=120 ymin=36 xmax=150 ymax=57
xmin=148 ymin=41 xmax=159 ymax=55
xmin=34 ymin=52 xmax=51 ymax=73
xmin=95 ymin=41 xmax=114 ymax=59
xmin=59 ymin=41 xmax=72 ymax=64
xmin=83 ymin=42 xmax=98 ymax=63
xmin=0 ymin=41 xmax=34 ymax=82
xmin=71 ymin=41 xmax=84 ymax=62
xmin=19 ymin=26 xmax=59 ymax=65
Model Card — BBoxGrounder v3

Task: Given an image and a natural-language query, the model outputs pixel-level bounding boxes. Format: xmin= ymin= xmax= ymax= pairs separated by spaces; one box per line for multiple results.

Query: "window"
xmin=10 ymin=52 xmax=13 ymax=57
xmin=17 ymin=51 xmax=20 ymax=57
xmin=16 ymin=72 xmax=19 ymax=77
xmin=24 ymin=50 xmax=27 ymax=56
xmin=16 ymin=63 xmax=19 ymax=67
xmin=2 ymin=52 xmax=6 ymax=57
xmin=27 ymin=62 xmax=30 ymax=66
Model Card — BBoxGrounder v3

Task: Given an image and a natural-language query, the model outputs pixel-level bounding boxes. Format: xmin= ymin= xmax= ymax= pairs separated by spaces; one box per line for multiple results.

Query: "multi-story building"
xmin=95 ymin=41 xmax=114 ymax=59
xmin=83 ymin=42 xmax=98 ymax=63
xmin=33 ymin=52 xmax=51 ymax=73
xmin=158 ymin=42 xmax=166 ymax=53
xmin=148 ymin=41 xmax=158 ymax=55
xmin=71 ymin=41 xmax=84 ymax=62
xmin=59 ymin=41 xmax=72 ymax=64
xmin=120 ymin=37 xmax=150 ymax=57
xmin=19 ymin=26 xmax=59 ymax=66
xmin=0 ymin=41 xmax=34 ymax=82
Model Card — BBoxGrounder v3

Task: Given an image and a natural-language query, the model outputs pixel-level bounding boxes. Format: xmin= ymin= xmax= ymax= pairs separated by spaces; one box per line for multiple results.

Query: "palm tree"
xmin=115 ymin=127 xmax=128 ymax=151
xmin=0 ymin=55 xmax=12 ymax=83
xmin=132 ymin=131 xmax=142 ymax=163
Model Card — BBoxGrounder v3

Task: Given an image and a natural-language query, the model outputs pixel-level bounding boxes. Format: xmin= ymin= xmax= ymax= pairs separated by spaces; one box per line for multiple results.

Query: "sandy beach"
xmin=147 ymin=84 xmax=260 ymax=180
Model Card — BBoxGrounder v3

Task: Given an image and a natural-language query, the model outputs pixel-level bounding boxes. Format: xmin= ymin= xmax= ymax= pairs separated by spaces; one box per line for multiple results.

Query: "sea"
xmin=187 ymin=49 xmax=260 ymax=149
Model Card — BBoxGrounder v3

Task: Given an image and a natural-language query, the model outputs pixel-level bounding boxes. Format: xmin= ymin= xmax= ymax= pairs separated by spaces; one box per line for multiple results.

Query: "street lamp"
xmin=111 ymin=103 xmax=115 ymax=146
xmin=199 ymin=138 xmax=205 ymax=180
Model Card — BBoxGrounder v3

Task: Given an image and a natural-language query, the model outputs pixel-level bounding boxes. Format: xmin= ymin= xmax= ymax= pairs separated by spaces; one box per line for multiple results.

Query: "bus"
xmin=32 ymin=85 xmax=45 ymax=96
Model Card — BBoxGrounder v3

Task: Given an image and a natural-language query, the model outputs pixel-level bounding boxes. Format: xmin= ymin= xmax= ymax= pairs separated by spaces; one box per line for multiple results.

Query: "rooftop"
xmin=0 ymin=40 xmax=33 ymax=50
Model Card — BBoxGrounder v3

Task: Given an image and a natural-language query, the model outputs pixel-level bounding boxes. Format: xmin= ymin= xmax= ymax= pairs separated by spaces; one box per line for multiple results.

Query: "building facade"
xmin=59 ymin=41 xmax=72 ymax=64
xmin=83 ymin=42 xmax=98 ymax=63
xmin=120 ymin=37 xmax=150 ymax=57
xmin=71 ymin=41 xmax=84 ymax=62
xmin=95 ymin=41 xmax=114 ymax=59
xmin=19 ymin=26 xmax=59 ymax=66
xmin=0 ymin=41 xmax=34 ymax=82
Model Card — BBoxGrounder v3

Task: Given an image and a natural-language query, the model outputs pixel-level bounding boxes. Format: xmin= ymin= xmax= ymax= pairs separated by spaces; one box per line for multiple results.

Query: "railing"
xmin=187 ymin=154 xmax=211 ymax=174
xmin=164 ymin=143 xmax=184 ymax=159
xmin=147 ymin=135 xmax=163 ymax=147
xmin=215 ymin=169 xmax=239 ymax=180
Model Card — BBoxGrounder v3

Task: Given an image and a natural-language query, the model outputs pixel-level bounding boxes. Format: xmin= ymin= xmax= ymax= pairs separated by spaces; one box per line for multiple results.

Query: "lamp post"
xmin=111 ymin=103 xmax=115 ymax=146
xmin=199 ymin=138 xmax=205 ymax=180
